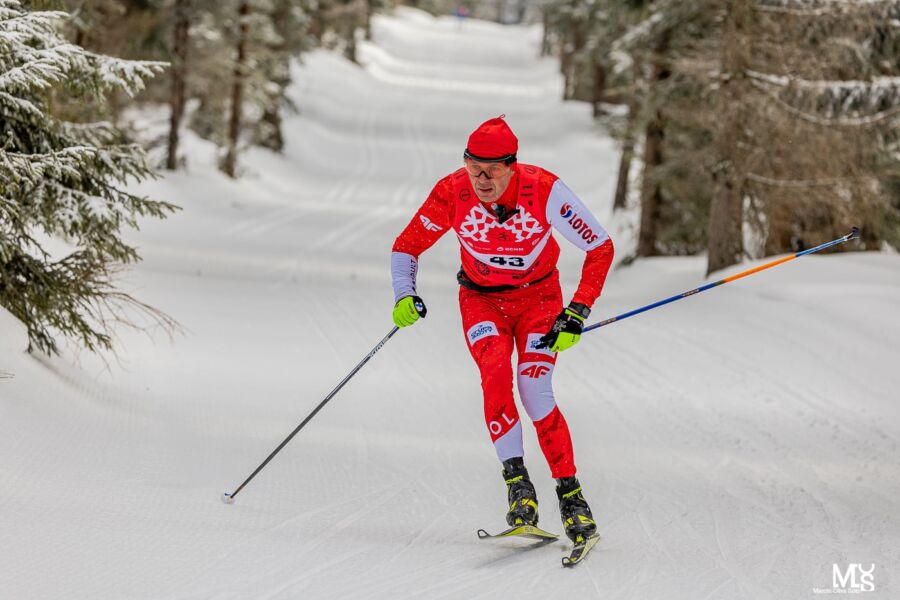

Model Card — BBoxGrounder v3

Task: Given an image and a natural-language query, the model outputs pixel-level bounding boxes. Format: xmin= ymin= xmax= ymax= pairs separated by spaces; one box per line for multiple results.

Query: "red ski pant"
xmin=459 ymin=273 xmax=576 ymax=478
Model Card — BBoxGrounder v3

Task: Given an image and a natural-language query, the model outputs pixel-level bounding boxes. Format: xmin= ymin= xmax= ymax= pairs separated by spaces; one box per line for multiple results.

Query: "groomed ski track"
xmin=1 ymin=8 xmax=899 ymax=599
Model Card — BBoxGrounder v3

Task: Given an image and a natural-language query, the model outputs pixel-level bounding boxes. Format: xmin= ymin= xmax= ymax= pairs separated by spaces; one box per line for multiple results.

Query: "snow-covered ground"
xmin=2 ymin=8 xmax=899 ymax=599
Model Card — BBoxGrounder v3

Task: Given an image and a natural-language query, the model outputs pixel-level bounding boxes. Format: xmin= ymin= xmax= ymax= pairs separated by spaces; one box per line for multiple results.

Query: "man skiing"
xmin=389 ymin=116 xmax=614 ymax=546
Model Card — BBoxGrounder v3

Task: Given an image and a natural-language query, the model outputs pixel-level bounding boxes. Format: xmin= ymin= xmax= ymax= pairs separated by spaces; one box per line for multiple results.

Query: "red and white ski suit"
xmin=391 ymin=164 xmax=613 ymax=478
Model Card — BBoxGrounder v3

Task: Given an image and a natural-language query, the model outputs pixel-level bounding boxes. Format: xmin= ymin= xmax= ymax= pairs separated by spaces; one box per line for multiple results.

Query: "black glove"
xmin=535 ymin=302 xmax=590 ymax=352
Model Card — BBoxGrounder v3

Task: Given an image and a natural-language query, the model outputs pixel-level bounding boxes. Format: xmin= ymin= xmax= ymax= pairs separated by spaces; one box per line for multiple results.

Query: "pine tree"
xmin=543 ymin=0 xmax=602 ymax=101
xmin=219 ymin=0 xmax=311 ymax=176
xmin=610 ymin=1 xmax=719 ymax=256
xmin=0 ymin=0 xmax=177 ymax=355
xmin=738 ymin=0 xmax=900 ymax=257
xmin=587 ymin=0 xmax=653 ymax=210
xmin=166 ymin=0 xmax=190 ymax=169
xmin=319 ymin=0 xmax=367 ymax=64
xmin=222 ymin=0 xmax=250 ymax=178
xmin=591 ymin=0 xmax=900 ymax=268
xmin=707 ymin=0 xmax=751 ymax=274
xmin=636 ymin=28 xmax=668 ymax=257
xmin=251 ymin=0 xmax=312 ymax=152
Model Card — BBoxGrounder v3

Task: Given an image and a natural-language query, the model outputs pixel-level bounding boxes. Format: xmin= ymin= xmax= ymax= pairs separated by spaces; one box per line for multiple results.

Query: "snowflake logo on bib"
xmin=458 ymin=204 xmax=544 ymax=243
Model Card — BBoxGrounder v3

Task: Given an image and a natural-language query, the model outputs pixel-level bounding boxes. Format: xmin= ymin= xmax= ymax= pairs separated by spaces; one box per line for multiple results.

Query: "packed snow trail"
xmin=2 ymin=8 xmax=899 ymax=599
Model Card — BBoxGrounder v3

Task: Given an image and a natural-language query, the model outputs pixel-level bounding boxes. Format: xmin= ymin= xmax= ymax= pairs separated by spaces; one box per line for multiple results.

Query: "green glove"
xmin=392 ymin=295 xmax=427 ymax=328
xmin=536 ymin=302 xmax=589 ymax=352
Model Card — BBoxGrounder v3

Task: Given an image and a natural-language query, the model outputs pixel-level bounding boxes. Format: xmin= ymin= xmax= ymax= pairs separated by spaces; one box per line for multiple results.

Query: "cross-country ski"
xmin=477 ymin=524 xmax=560 ymax=542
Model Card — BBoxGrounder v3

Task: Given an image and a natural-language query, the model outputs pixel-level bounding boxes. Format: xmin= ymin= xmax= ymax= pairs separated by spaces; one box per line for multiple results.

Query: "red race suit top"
xmin=391 ymin=163 xmax=614 ymax=308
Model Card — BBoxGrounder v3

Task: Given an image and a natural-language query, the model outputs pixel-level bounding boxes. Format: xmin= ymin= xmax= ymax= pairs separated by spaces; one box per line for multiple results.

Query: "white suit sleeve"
xmin=545 ymin=179 xmax=609 ymax=251
xmin=391 ymin=251 xmax=418 ymax=303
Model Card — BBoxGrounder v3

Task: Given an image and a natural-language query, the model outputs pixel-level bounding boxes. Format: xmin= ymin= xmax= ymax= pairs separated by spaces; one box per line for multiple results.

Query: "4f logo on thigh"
xmin=520 ymin=364 xmax=550 ymax=379
xmin=489 ymin=413 xmax=515 ymax=435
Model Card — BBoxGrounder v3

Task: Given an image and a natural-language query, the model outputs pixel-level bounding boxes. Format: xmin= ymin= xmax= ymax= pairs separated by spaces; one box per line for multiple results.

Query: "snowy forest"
xmin=1 ymin=0 xmax=899 ymax=598
xmin=2 ymin=0 xmax=899 ymax=354
xmin=540 ymin=0 xmax=900 ymax=270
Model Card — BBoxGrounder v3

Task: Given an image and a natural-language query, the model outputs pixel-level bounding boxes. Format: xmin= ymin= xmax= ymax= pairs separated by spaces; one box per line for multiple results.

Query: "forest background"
xmin=2 ymin=0 xmax=899 ymax=355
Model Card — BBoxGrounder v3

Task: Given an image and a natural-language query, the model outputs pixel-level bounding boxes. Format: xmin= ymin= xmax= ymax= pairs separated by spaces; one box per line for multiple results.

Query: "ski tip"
xmin=562 ymin=552 xmax=585 ymax=567
xmin=849 ymin=226 xmax=860 ymax=240
xmin=477 ymin=525 xmax=560 ymax=541
xmin=221 ymin=492 xmax=235 ymax=505
xmin=561 ymin=534 xmax=601 ymax=567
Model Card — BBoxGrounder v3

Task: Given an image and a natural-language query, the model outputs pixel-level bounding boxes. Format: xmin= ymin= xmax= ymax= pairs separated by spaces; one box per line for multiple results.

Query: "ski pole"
xmin=584 ymin=227 xmax=860 ymax=334
xmin=222 ymin=326 xmax=401 ymax=504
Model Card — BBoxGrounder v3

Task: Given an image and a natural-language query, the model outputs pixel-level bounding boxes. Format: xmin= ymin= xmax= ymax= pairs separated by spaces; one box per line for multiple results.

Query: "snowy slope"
xmin=1 ymin=7 xmax=899 ymax=599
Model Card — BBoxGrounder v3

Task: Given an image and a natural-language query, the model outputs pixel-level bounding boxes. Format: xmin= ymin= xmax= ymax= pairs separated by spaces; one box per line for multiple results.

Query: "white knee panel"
xmin=517 ymin=361 xmax=556 ymax=422
xmin=493 ymin=421 xmax=524 ymax=461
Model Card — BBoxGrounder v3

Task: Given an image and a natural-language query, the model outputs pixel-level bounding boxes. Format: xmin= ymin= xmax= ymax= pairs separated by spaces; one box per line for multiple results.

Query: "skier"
xmin=389 ymin=116 xmax=614 ymax=545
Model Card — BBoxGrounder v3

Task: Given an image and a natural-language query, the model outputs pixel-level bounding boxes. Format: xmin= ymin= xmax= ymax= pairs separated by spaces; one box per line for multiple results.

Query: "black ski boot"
xmin=556 ymin=476 xmax=597 ymax=542
xmin=502 ymin=458 xmax=538 ymax=527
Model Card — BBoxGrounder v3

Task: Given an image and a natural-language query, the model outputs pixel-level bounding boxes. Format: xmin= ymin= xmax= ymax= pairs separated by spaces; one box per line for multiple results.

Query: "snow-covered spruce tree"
xmin=252 ymin=0 xmax=313 ymax=152
xmin=607 ymin=1 xmax=721 ymax=258
xmin=0 ymin=1 xmax=176 ymax=355
xmin=576 ymin=0 xmax=655 ymax=210
xmin=542 ymin=0 xmax=602 ymax=101
xmin=167 ymin=0 xmax=191 ymax=170
xmin=218 ymin=0 xmax=312 ymax=176
xmin=599 ymin=0 xmax=900 ymax=271
xmin=741 ymin=0 xmax=900 ymax=256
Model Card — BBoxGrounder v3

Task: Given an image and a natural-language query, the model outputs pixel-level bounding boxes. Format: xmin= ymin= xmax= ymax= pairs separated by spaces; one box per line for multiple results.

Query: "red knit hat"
xmin=465 ymin=115 xmax=518 ymax=161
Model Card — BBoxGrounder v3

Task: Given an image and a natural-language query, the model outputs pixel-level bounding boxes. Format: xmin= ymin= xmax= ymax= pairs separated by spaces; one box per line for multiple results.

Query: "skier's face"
xmin=464 ymin=158 xmax=513 ymax=203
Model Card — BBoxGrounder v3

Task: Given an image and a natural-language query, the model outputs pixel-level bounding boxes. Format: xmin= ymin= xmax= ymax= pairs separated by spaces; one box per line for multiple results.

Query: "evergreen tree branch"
xmin=0 ymin=0 xmax=179 ymax=356
xmin=750 ymin=79 xmax=900 ymax=126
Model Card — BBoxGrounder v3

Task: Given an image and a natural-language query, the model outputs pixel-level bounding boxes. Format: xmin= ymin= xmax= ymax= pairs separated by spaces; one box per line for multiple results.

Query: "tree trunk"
xmin=364 ymin=0 xmax=373 ymax=40
xmin=258 ymin=105 xmax=284 ymax=152
xmin=257 ymin=55 xmax=289 ymax=153
xmin=637 ymin=111 xmax=664 ymax=256
xmin=223 ymin=0 xmax=250 ymax=179
xmin=344 ymin=23 xmax=358 ymax=63
xmin=707 ymin=0 xmax=752 ymax=275
xmin=559 ymin=25 xmax=575 ymax=100
xmin=613 ymin=62 xmax=642 ymax=211
xmin=637 ymin=40 xmax=669 ymax=256
xmin=763 ymin=200 xmax=794 ymax=255
xmin=166 ymin=0 xmax=190 ymax=171
xmin=515 ymin=0 xmax=526 ymax=24
xmin=540 ymin=8 xmax=551 ymax=57
xmin=561 ymin=49 xmax=573 ymax=100
xmin=591 ymin=59 xmax=606 ymax=118
xmin=564 ymin=27 xmax=586 ymax=101
xmin=613 ymin=127 xmax=635 ymax=211
xmin=310 ymin=9 xmax=325 ymax=43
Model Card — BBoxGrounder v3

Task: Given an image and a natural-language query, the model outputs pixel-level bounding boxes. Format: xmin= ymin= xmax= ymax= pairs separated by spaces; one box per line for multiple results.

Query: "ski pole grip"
xmin=414 ymin=298 xmax=427 ymax=318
